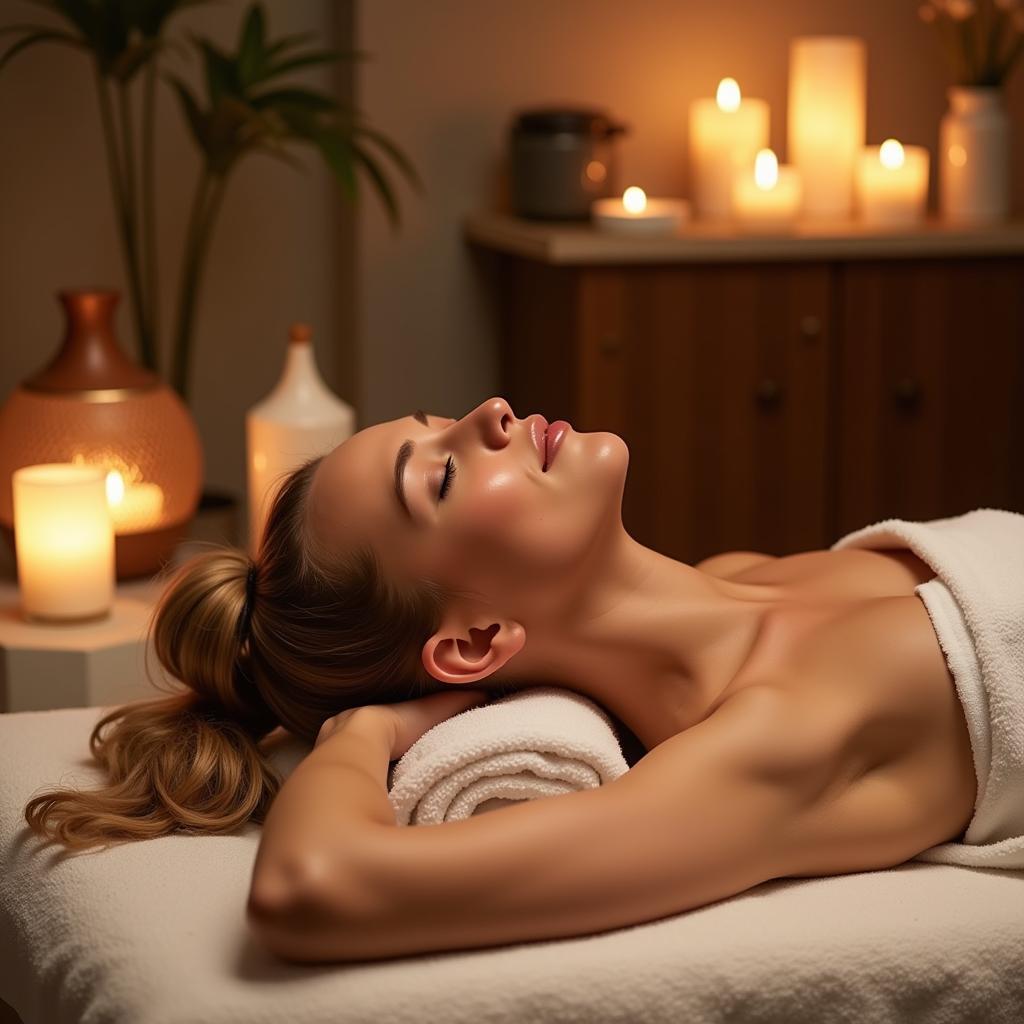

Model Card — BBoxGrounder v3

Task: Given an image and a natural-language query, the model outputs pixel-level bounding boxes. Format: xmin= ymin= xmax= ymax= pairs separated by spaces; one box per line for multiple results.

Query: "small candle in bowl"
xmin=856 ymin=138 xmax=929 ymax=227
xmin=592 ymin=187 xmax=690 ymax=235
xmin=732 ymin=149 xmax=803 ymax=232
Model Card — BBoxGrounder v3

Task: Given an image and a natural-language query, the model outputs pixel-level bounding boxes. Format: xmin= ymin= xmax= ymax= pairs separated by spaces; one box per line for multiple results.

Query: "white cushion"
xmin=2 ymin=706 xmax=1023 ymax=1023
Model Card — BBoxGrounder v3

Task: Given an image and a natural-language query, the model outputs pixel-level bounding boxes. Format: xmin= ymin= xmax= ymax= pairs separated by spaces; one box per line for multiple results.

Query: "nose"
xmin=460 ymin=397 xmax=515 ymax=446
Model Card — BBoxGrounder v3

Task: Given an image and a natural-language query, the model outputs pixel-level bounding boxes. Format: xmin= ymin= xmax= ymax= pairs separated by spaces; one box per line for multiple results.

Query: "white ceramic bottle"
xmin=245 ymin=323 xmax=355 ymax=556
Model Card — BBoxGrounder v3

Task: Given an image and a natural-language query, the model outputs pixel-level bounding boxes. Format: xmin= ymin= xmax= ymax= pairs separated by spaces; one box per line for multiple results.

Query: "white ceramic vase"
xmin=245 ymin=323 xmax=355 ymax=556
xmin=939 ymin=86 xmax=1009 ymax=224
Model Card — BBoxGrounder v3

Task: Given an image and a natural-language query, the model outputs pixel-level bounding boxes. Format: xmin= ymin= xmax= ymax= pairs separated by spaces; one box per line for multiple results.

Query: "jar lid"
xmin=512 ymin=107 xmax=627 ymax=137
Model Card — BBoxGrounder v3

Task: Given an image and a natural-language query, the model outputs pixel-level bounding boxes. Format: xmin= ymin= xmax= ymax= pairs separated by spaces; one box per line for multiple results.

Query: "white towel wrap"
xmin=831 ymin=508 xmax=1024 ymax=868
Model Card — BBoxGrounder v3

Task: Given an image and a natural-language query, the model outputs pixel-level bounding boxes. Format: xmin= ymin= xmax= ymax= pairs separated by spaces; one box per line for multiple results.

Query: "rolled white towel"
xmin=386 ymin=686 xmax=632 ymax=826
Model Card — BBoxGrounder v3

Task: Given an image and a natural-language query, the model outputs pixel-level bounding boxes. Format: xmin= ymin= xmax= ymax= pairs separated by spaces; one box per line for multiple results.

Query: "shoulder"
xmin=694 ymin=550 xmax=779 ymax=580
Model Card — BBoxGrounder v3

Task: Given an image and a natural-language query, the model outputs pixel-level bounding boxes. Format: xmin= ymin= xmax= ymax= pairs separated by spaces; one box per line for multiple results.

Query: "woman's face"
xmin=307 ymin=396 xmax=629 ymax=623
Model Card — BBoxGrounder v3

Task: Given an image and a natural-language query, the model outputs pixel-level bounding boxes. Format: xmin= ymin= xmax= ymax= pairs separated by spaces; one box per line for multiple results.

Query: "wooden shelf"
xmin=464 ymin=212 xmax=1024 ymax=265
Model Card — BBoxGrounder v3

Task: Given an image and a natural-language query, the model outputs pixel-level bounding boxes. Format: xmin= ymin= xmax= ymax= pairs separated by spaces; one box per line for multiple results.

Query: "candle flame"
xmin=716 ymin=78 xmax=741 ymax=112
xmin=105 ymin=470 xmax=126 ymax=506
xmin=754 ymin=148 xmax=779 ymax=190
xmin=879 ymin=138 xmax=905 ymax=170
xmin=622 ymin=186 xmax=647 ymax=213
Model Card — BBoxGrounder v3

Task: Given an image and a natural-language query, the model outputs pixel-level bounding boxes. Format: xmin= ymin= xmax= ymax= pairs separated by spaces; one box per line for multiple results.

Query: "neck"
xmin=498 ymin=532 xmax=783 ymax=750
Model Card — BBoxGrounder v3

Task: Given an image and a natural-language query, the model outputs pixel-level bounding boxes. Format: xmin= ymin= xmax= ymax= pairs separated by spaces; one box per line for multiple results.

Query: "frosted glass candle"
xmin=732 ymin=149 xmax=803 ymax=231
xmin=592 ymin=186 xmax=690 ymax=235
xmin=856 ymin=139 xmax=929 ymax=226
xmin=13 ymin=463 xmax=115 ymax=622
xmin=787 ymin=37 xmax=866 ymax=219
xmin=689 ymin=78 xmax=769 ymax=219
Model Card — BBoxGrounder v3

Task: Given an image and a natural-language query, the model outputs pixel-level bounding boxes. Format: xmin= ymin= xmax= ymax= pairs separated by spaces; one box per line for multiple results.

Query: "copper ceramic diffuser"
xmin=0 ymin=289 xmax=203 ymax=579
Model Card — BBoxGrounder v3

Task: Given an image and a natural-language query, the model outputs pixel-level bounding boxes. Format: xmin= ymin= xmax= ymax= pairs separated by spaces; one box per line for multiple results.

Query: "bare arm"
xmin=248 ymin=689 xmax=942 ymax=964
xmin=248 ymin=691 xmax=812 ymax=962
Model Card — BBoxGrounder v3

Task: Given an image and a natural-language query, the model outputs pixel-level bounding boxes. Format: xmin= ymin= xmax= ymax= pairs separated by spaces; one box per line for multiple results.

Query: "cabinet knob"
xmin=599 ymin=333 xmax=622 ymax=355
xmin=754 ymin=377 xmax=784 ymax=410
xmin=892 ymin=376 xmax=923 ymax=413
xmin=800 ymin=315 xmax=822 ymax=342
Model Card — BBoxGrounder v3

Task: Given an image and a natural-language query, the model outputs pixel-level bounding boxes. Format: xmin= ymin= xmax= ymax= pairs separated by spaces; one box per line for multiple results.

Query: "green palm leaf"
xmin=249 ymin=87 xmax=339 ymax=112
xmin=236 ymin=3 xmax=264 ymax=86
xmin=352 ymin=123 xmax=423 ymax=194
xmin=0 ymin=28 xmax=84 ymax=75
xmin=351 ymin=136 xmax=400 ymax=227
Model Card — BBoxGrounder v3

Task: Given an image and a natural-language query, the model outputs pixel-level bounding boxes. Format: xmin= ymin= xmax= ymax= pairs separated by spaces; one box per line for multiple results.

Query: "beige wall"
xmin=0 ymin=0 xmax=356 ymax=509
xmin=3 ymin=0 xmax=1022 ymax=502
xmin=356 ymin=0 xmax=1024 ymax=426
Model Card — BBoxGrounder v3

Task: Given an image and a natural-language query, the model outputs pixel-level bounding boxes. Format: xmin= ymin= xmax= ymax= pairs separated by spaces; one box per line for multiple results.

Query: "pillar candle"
xmin=856 ymin=139 xmax=929 ymax=226
xmin=12 ymin=464 xmax=114 ymax=622
xmin=787 ymin=37 xmax=866 ymax=219
xmin=689 ymin=78 xmax=769 ymax=219
xmin=732 ymin=149 xmax=803 ymax=231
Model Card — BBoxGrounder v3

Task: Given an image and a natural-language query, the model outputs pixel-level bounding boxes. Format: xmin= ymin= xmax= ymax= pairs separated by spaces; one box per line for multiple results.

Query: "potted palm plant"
xmin=1 ymin=0 xmax=421 ymax=402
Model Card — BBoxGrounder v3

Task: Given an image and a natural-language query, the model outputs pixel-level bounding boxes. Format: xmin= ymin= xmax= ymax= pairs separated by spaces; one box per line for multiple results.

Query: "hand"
xmin=315 ymin=688 xmax=492 ymax=760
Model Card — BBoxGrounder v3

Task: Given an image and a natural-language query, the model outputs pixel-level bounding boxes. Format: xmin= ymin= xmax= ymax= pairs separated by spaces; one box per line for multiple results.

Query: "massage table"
xmin=2 ymin=704 xmax=1024 ymax=1023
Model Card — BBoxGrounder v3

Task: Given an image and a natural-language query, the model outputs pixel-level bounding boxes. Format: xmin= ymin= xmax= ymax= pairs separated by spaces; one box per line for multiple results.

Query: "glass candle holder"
xmin=13 ymin=463 xmax=115 ymax=622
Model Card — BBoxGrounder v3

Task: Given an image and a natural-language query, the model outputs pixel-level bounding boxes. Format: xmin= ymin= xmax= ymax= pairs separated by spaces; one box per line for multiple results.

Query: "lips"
xmin=529 ymin=415 xmax=549 ymax=469
xmin=544 ymin=421 xmax=571 ymax=470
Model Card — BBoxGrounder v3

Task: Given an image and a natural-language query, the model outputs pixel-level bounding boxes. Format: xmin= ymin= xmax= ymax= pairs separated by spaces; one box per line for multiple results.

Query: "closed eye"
xmin=438 ymin=456 xmax=457 ymax=501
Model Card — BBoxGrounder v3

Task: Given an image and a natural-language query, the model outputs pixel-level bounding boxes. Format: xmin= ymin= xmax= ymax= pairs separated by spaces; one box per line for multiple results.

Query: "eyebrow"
xmin=394 ymin=409 xmax=431 ymax=519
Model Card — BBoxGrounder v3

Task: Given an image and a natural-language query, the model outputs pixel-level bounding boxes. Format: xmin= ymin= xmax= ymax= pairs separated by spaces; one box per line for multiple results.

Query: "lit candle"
xmin=591 ymin=187 xmax=690 ymax=235
xmin=12 ymin=464 xmax=114 ymax=622
xmin=856 ymin=139 xmax=929 ymax=227
xmin=688 ymin=78 xmax=770 ymax=219
xmin=105 ymin=470 xmax=165 ymax=533
xmin=787 ymin=37 xmax=866 ymax=219
xmin=732 ymin=149 xmax=803 ymax=231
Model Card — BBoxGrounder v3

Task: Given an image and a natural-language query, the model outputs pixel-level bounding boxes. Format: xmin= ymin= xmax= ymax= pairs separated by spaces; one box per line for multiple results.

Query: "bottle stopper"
xmin=288 ymin=322 xmax=312 ymax=344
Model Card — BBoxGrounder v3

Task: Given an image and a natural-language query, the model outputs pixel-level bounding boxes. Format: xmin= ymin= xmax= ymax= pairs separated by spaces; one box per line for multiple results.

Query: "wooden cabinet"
xmin=468 ymin=215 xmax=1024 ymax=562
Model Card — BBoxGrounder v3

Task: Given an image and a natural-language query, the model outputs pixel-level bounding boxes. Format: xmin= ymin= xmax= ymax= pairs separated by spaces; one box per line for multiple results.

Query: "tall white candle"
xmin=856 ymin=139 xmax=930 ymax=226
xmin=788 ymin=37 xmax=866 ymax=219
xmin=13 ymin=464 xmax=114 ymax=622
xmin=689 ymin=78 xmax=769 ymax=220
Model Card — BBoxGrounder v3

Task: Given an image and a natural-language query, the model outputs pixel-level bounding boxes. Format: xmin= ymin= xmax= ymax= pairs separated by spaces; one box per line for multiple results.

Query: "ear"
xmin=421 ymin=619 xmax=526 ymax=685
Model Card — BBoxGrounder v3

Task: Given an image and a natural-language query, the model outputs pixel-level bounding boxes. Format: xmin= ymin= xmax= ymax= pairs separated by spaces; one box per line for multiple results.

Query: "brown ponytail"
xmin=24 ymin=453 xmax=472 ymax=852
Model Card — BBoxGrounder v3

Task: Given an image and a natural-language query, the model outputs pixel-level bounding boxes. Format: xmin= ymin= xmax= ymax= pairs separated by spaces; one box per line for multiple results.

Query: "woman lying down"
xmin=24 ymin=396 xmax=1024 ymax=964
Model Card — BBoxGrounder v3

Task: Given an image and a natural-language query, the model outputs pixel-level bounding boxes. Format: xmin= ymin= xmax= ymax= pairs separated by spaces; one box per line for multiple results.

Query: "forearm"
xmin=249 ymin=708 xmax=397 ymax=909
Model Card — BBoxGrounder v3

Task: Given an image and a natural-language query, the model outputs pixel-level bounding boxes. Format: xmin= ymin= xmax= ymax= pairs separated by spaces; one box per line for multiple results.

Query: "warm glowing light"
xmin=948 ymin=143 xmax=967 ymax=167
xmin=586 ymin=160 xmax=607 ymax=183
xmin=879 ymin=138 xmax=905 ymax=170
xmin=105 ymin=469 xmax=124 ymax=505
xmin=622 ymin=186 xmax=648 ymax=213
xmin=103 ymin=468 xmax=164 ymax=532
xmin=754 ymin=149 xmax=779 ymax=190
xmin=716 ymin=77 xmax=741 ymax=112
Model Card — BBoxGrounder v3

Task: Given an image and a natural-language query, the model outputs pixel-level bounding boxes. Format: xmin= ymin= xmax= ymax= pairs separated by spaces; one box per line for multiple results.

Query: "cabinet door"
xmin=836 ymin=259 xmax=1024 ymax=536
xmin=577 ymin=263 xmax=832 ymax=563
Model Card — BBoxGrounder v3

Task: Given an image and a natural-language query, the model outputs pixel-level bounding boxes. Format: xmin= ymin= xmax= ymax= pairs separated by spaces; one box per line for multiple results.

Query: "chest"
xmin=734 ymin=554 xmax=976 ymax=825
